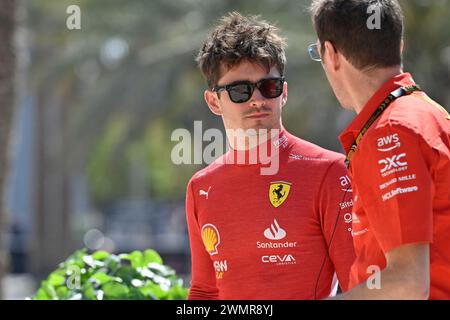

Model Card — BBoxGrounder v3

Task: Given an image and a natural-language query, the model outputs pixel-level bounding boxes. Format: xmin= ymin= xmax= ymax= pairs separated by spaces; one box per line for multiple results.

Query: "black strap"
xmin=345 ymin=85 xmax=421 ymax=168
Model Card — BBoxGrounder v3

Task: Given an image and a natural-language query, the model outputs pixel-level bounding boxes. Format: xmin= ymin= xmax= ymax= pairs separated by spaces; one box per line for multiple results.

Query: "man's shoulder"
xmin=287 ymin=133 xmax=346 ymax=165
xmin=375 ymin=92 xmax=450 ymax=141
xmin=188 ymin=154 xmax=229 ymax=186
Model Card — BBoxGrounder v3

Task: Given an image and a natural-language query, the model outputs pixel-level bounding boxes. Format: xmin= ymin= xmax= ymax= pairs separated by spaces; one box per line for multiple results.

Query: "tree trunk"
xmin=0 ymin=0 xmax=17 ymax=299
xmin=30 ymin=81 xmax=74 ymax=279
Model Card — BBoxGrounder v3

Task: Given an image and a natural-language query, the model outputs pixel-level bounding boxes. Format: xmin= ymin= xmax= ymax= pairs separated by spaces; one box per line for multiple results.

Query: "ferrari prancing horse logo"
xmin=269 ymin=181 xmax=292 ymax=208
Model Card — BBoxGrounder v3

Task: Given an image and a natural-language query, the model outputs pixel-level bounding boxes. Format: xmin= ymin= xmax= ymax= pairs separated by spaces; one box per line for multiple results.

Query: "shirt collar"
xmin=339 ymin=72 xmax=416 ymax=154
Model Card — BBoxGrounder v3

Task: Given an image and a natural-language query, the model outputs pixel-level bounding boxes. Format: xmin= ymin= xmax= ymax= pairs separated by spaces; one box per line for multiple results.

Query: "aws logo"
xmin=201 ymin=224 xmax=221 ymax=256
xmin=269 ymin=181 xmax=291 ymax=208
xmin=339 ymin=175 xmax=352 ymax=192
xmin=377 ymin=133 xmax=401 ymax=152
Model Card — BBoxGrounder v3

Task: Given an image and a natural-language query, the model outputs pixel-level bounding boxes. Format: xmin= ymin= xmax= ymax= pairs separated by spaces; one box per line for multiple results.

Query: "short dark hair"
xmin=196 ymin=12 xmax=287 ymax=88
xmin=310 ymin=0 xmax=403 ymax=70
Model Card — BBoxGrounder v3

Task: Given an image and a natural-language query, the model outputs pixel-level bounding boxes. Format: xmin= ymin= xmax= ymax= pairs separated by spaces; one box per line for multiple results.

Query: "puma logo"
xmin=199 ymin=186 xmax=212 ymax=199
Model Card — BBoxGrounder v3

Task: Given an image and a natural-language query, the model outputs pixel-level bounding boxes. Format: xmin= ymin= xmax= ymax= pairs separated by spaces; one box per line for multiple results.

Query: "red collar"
xmin=339 ymin=72 xmax=417 ymax=154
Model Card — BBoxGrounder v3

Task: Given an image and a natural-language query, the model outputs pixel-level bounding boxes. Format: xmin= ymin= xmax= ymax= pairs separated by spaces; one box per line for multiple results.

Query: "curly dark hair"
xmin=196 ymin=12 xmax=287 ymax=89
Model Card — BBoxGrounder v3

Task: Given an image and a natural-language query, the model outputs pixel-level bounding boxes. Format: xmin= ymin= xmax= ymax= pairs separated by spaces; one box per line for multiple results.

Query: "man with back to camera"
xmin=308 ymin=0 xmax=450 ymax=299
xmin=185 ymin=12 xmax=355 ymax=300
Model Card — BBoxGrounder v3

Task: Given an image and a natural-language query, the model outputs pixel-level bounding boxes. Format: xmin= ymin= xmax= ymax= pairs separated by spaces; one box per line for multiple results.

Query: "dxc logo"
xmin=378 ymin=153 xmax=407 ymax=173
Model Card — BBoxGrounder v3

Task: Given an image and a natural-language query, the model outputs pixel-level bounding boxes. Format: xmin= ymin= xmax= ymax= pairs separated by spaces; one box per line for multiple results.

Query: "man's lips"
xmin=246 ymin=113 xmax=270 ymax=119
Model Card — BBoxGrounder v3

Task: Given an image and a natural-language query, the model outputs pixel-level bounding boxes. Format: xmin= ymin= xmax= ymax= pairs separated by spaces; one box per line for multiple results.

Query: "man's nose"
xmin=249 ymin=87 xmax=265 ymax=106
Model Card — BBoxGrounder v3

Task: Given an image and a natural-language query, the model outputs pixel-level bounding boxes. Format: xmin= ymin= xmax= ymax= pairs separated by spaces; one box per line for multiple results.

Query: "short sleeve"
xmin=185 ymin=179 xmax=219 ymax=300
xmin=353 ymin=124 xmax=434 ymax=253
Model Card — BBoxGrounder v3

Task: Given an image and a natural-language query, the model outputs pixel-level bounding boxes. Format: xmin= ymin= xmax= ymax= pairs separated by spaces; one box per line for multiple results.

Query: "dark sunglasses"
xmin=212 ymin=77 xmax=285 ymax=103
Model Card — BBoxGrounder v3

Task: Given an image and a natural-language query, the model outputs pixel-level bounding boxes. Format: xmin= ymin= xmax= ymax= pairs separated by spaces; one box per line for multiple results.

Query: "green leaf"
xmin=105 ymin=255 xmax=120 ymax=271
xmin=168 ymin=284 xmax=189 ymax=300
xmin=68 ymin=249 xmax=88 ymax=261
xmin=56 ymin=286 xmax=69 ymax=299
xmin=102 ymin=282 xmax=130 ymax=300
xmin=34 ymin=288 xmax=51 ymax=300
xmin=143 ymin=249 xmax=163 ymax=265
xmin=129 ymin=251 xmax=144 ymax=268
xmin=43 ymin=281 xmax=58 ymax=300
xmin=83 ymin=283 xmax=96 ymax=300
xmin=83 ymin=255 xmax=105 ymax=268
xmin=92 ymin=250 xmax=110 ymax=261
xmin=48 ymin=272 xmax=66 ymax=287
xmin=128 ymin=287 xmax=146 ymax=300
xmin=61 ymin=249 xmax=87 ymax=269
xmin=148 ymin=263 xmax=175 ymax=277
xmin=139 ymin=282 xmax=168 ymax=300
xmin=51 ymin=268 xmax=67 ymax=276
xmin=91 ymin=272 xmax=112 ymax=285
xmin=114 ymin=266 xmax=140 ymax=285
xmin=80 ymin=268 xmax=95 ymax=285
xmin=118 ymin=253 xmax=129 ymax=260
xmin=138 ymin=267 xmax=155 ymax=280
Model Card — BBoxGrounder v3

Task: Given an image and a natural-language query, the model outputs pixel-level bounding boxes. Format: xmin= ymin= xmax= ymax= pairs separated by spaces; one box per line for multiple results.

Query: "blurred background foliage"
xmin=26 ymin=0 xmax=450 ymax=204
xmin=2 ymin=0 xmax=449 ymax=298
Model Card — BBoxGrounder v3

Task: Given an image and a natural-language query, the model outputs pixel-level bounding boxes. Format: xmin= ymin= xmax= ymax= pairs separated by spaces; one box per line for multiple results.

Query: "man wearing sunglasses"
xmin=309 ymin=0 xmax=450 ymax=299
xmin=185 ymin=12 xmax=355 ymax=300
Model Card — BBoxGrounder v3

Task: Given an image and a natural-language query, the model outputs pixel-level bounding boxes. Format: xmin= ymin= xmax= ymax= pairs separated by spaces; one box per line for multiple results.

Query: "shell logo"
xmin=201 ymin=224 xmax=220 ymax=256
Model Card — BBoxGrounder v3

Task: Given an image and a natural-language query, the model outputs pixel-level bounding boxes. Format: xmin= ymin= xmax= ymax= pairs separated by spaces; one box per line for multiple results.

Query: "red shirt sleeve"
xmin=185 ymin=178 xmax=219 ymax=300
xmin=318 ymin=159 xmax=356 ymax=292
xmin=354 ymin=124 xmax=434 ymax=254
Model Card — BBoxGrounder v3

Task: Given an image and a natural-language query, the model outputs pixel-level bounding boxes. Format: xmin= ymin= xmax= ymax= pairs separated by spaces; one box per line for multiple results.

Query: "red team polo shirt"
xmin=186 ymin=129 xmax=355 ymax=299
xmin=339 ymin=73 xmax=450 ymax=299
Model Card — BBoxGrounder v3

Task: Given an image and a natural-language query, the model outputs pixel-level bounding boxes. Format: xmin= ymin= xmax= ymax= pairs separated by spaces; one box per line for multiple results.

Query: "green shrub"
xmin=33 ymin=249 xmax=189 ymax=300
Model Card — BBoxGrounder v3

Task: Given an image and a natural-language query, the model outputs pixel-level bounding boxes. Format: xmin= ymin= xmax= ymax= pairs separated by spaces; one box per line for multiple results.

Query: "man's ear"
xmin=281 ymin=81 xmax=288 ymax=108
xmin=204 ymin=90 xmax=222 ymax=116
xmin=323 ymin=40 xmax=340 ymax=72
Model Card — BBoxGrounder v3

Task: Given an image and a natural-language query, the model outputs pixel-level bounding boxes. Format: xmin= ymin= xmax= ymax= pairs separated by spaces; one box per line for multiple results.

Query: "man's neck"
xmin=226 ymin=127 xmax=282 ymax=151
xmin=348 ymin=66 xmax=403 ymax=114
